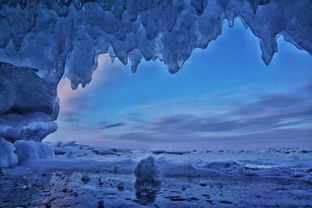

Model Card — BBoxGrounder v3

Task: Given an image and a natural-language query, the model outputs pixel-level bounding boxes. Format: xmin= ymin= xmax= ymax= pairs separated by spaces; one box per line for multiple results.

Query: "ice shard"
xmin=0 ymin=0 xmax=311 ymax=142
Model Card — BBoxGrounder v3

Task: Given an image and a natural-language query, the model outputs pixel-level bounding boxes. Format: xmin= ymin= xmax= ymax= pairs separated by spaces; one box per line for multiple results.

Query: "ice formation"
xmin=0 ymin=0 xmax=311 ymax=142
xmin=14 ymin=140 xmax=55 ymax=163
xmin=135 ymin=156 xmax=160 ymax=180
xmin=0 ymin=62 xmax=59 ymax=143
xmin=0 ymin=138 xmax=18 ymax=168
xmin=135 ymin=156 xmax=161 ymax=204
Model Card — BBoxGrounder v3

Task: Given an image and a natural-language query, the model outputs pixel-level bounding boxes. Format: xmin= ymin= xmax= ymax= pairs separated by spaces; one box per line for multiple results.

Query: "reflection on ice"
xmin=135 ymin=178 xmax=161 ymax=204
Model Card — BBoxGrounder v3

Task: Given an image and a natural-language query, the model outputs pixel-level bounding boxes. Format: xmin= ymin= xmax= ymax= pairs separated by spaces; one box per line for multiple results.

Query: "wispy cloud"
xmin=96 ymin=122 xmax=125 ymax=130
xmin=104 ymin=82 xmax=312 ymax=148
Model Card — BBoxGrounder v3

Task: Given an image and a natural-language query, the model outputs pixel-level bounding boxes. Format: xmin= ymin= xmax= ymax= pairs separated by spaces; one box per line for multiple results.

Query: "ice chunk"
xmin=135 ymin=156 xmax=160 ymax=180
xmin=135 ymin=156 xmax=161 ymax=204
xmin=14 ymin=140 xmax=55 ymax=163
xmin=0 ymin=138 xmax=18 ymax=168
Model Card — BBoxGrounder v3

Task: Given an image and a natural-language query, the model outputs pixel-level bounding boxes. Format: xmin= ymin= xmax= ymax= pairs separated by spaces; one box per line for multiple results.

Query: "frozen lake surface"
xmin=1 ymin=142 xmax=312 ymax=208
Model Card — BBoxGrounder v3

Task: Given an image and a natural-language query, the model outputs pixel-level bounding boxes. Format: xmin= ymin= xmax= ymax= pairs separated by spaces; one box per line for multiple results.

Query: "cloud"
xmin=97 ymin=122 xmax=125 ymax=129
xmin=105 ymin=82 xmax=312 ymax=147
xmin=50 ymin=78 xmax=312 ymax=150
xmin=57 ymin=54 xmax=111 ymax=116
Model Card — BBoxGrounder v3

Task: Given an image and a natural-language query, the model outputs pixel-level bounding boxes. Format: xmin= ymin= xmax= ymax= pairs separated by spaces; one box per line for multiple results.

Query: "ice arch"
xmin=0 ymin=0 xmax=311 ymax=142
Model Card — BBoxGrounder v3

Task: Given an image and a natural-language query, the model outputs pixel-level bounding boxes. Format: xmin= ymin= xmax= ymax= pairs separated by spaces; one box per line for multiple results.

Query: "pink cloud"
xmin=58 ymin=54 xmax=110 ymax=114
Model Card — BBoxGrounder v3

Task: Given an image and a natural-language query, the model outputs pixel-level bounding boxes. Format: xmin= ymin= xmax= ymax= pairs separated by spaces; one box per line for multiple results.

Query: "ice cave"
xmin=0 ymin=0 xmax=311 ymax=207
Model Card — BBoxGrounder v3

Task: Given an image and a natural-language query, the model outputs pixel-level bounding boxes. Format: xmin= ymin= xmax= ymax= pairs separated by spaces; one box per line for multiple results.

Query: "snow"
xmin=0 ymin=138 xmax=17 ymax=168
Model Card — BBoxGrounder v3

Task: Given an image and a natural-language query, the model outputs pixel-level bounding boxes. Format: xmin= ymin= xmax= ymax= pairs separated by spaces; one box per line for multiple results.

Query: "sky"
xmin=46 ymin=19 xmax=312 ymax=151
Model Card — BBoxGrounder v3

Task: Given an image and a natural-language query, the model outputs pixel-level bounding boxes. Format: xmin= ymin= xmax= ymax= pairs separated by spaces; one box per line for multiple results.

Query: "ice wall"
xmin=0 ymin=0 xmax=311 ymax=142
xmin=0 ymin=62 xmax=59 ymax=142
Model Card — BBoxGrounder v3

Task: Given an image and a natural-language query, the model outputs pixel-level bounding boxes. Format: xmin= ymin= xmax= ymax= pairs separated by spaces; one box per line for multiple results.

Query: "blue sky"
xmin=46 ymin=19 xmax=312 ymax=150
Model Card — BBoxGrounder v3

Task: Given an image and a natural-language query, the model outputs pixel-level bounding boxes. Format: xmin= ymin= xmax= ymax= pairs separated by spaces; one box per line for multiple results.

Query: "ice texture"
xmin=14 ymin=140 xmax=55 ymax=163
xmin=0 ymin=138 xmax=18 ymax=168
xmin=135 ymin=156 xmax=160 ymax=180
xmin=0 ymin=0 xmax=311 ymax=89
xmin=0 ymin=0 xmax=311 ymax=143
xmin=0 ymin=62 xmax=59 ymax=142
xmin=135 ymin=156 xmax=161 ymax=204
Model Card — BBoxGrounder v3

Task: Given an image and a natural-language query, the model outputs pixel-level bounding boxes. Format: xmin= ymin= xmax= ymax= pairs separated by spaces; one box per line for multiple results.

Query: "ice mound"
xmin=14 ymin=140 xmax=55 ymax=163
xmin=0 ymin=138 xmax=18 ymax=168
xmin=135 ymin=156 xmax=160 ymax=180
xmin=135 ymin=156 xmax=161 ymax=204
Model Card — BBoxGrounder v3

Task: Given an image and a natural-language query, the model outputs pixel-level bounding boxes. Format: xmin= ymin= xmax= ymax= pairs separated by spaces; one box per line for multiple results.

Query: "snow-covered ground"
xmin=1 ymin=141 xmax=312 ymax=208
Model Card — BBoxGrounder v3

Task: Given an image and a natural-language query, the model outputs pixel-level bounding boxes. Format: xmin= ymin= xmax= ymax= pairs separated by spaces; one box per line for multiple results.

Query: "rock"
xmin=199 ymin=183 xmax=207 ymax=187
xmin=165 ymin=196 xmax=186 ymax=201
xmin=81 ymin=175 xmax=90 ymax=183
xmin=44 ymin=202 xmax=52 ymax=208
xmin=97 ymin=200 xmax=104 ymax=208
xmin=117 ymin=183 xmax=124 ymax=191
xmin=219 ymin=200 xmax=233 ymax=204
xmin=152 ymin=150 xmax=190 ymax=155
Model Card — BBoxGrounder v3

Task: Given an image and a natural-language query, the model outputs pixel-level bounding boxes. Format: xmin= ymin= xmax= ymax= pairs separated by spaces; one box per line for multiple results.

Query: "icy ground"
xmin=1 ymin=142 xmax=312 ymax=208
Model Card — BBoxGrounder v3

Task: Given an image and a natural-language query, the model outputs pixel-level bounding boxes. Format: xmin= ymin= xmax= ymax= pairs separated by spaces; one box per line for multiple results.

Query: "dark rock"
xmin=62 ymin=188 xmax=70 ymax=193
xmin=45 ymin=202 xmax=52 ymax=208
xmin=54 ymin=150 xmax=67 ymax=155
xmin=97 ymin=200 xmax=104 ymax=208
xmin=117 ymin=183 xmax=124 ymax=191
xmin=219 ymin=200 xmax=233 ymax=204
xmin=302 ymin=150 xmax=312 ymax=154
xmin=81 ymin=175 xmax=91 ymax=183
xmin=152 ymin=150 xmax=190 ymax=155
xmin=199 ymin=183 xmax=207 ymax=187
xmin=165 ymin=196 xmax=186 ymax=201
xmin=188 ymin=197 xmax=199 ymax=201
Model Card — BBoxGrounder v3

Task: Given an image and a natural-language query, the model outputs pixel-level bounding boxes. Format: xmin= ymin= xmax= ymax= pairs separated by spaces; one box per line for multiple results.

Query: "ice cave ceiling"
xmin=0 ymin=0 xmax=311 ymax=142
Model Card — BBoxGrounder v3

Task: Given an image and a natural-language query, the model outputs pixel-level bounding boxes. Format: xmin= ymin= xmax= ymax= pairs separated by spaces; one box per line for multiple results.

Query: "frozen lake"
xmin=1 ymin=142 xmax=312 ymax=208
